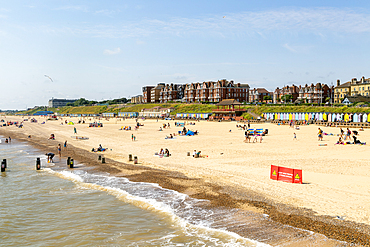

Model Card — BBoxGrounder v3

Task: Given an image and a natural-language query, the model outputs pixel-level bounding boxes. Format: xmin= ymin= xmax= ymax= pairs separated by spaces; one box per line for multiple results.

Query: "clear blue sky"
xmin=1 ymin=0 xmax=370 ymax=110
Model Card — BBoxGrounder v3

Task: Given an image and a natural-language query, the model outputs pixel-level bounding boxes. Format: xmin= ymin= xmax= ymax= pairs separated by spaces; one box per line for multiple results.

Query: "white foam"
xmin=49 ymin=170 xmax=270 ymax=247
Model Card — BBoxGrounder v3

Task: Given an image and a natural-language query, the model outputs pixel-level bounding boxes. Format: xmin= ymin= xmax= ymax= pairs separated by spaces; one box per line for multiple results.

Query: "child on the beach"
xmin=293 ymin=133 xmax=297 ymax=140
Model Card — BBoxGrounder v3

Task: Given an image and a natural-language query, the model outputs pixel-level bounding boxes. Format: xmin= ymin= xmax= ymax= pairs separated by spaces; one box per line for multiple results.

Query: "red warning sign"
xmin=270 ymin=165 xmax=302 ymax=184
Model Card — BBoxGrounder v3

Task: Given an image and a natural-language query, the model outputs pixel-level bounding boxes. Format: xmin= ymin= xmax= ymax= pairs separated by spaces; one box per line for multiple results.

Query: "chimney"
xmin=337 ymin=79 xmax=340 ymax=86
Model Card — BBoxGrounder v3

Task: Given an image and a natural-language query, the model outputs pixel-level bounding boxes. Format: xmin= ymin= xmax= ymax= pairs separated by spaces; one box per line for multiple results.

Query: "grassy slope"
xmin=18 ymin=104 xmax=370 ymax=116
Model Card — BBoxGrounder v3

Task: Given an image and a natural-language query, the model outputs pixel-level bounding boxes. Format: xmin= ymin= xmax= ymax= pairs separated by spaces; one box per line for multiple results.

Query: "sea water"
xmin=0 ymin=139 xmax=268 ymax=247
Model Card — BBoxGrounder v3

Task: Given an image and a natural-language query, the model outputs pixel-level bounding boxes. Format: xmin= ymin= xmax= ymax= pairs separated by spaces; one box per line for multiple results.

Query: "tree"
xmin=281 ymin=94 xmax=293 ymax=102
xmin=263 ymin=95 xmax=272 ymax=101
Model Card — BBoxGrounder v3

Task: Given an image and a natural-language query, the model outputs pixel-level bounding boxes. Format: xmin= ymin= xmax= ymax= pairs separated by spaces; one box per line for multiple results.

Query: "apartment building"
xmin=333 ymin=80 xmax=351 ymax=103
xmin=182 ymin=79 xmax=249 ymax=103
xmin=159 ymin=83 xmax=185 ymax=103
xmin=249 ymin=88 xmax=272 ymax=103
xmin=273 ymin=85 xmax=299 ymax=103
xmin=48 ymin=98 xmax=77 ymax=108
xmin=296 ymin=83 xmax=331 ymax=104
xmin=131 ymin=95 xmax=143 ymax=104
xmin=333 ymin=76 xmax=370 ymax=103
xmin=142 ymin=86 xmax=154 ymax=103
xmin=150 ymin=83 xmax=165 ymax=103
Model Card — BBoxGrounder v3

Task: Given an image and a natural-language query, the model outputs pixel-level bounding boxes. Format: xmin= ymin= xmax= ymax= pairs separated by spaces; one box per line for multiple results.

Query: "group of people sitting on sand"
xmin=157 ymin=148 xmax=170 ymax=157
xmin=336 ymin=128 xmax=365 ymax=145
xmin=162 ymin=123 xmax=170 ymax=129
xmin=89 ymin=122 xmax=103 ymax=128
xmin=192 ymin=150 xmax=204 ymax=158
xmin=92 ymin=144 xmax=107 ymax=152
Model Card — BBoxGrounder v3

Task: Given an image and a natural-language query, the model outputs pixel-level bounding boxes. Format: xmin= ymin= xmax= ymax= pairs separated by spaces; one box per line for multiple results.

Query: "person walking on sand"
xmin=64 ymin=140 xmax=67 ymax=150
xmin=57 ymin=144 xmax=61 ymax=157
xmin=318 ymin=128 xmax=323 ymax=141
xmin=345 ymin=128 xmax=352 ymax=141
xmin=8 ymin=136 xmax=11 ymax=143
xmin=293 ymin=133 xmax=297 ymax=140
xmin=74 ymin=127 xmax=77 ymax=135
xmin=131 ymin=134 xmax=135 ymax=141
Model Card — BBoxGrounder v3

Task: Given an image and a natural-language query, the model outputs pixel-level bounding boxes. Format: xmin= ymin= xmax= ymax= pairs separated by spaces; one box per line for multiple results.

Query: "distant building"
xmin=296 ymin=83 xmax=331 ymax=104
xmin=151 ymin=83 xmax=165 ymax=103
xmin=249 ymin=88 xmax=272 ymax=103
xmin=273 ymin=85 xmax=299 ymax=103
xmin=334 ymin=80 xmax=351 ymax=103
xmin=139 ymin=106 xmax=174 ymax=118
xmin=183 ymin=79 xmax=249 ymax=103
xmin=131 ymin=95 xmax=143 ymax=104
xmin=48 ymin=98 xmax=77 ymax=108
xmin=342 ymin=95 xmax=370 ymax=105
xmin=159 ymin=83 xmax=185 ymax=103
xmin=142 ymin=86 xmax=154 ymax=103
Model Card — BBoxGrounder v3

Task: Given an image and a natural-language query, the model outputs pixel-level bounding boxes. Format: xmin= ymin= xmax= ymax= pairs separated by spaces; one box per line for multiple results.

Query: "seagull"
xmin=44 ymin=75 xmax=53 ymax=82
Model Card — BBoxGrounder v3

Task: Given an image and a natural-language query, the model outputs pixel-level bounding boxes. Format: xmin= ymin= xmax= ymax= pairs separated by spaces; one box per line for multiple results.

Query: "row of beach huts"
xmin=263 ymin=112 xmax=370 ymax=123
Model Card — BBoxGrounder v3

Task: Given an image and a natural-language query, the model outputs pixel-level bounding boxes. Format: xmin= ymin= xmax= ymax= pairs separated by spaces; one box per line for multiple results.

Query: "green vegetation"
xmin=251 ymin=105 xmax=370 ymax=115
xmin=241 ymin=112 xmax=254 ymax=120
xmin=66 ymin=97 xmax=129 ymax=107
xmin=49 ymin=105 xmax=108 ymax=114
xmin=17 ymin=106 xmax=48 ymax=115
xmin=17 ymin=102 xmax=370 ymax=117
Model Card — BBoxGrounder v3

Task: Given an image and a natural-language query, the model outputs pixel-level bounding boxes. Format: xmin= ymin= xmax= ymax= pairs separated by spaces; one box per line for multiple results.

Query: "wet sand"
xmin=1 ymin=116 xmax=370 ymax=246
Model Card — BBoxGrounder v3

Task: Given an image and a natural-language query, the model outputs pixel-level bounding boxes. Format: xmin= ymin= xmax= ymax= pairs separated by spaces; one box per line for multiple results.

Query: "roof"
xmin=216 ymin=99 xmax=242 ymax=106
xmin=253 ymin=88 xmax=270 ymax=93
xmin=343 ymin=95 xmax=370 ymax=103
xmin=335 ymin=82 xmax=351 ymax=88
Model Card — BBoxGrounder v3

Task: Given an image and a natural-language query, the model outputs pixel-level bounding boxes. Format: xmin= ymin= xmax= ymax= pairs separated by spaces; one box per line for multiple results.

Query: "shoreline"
xmin=1 ymin=126 xmax=369 ymax=246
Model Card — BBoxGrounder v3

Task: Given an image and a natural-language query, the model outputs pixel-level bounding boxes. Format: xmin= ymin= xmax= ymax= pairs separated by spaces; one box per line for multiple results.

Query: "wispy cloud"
xmin=283 ymin=43 xmax=297 ymax=53
xmin=18 ymin=7 xmax=370 ymax=39
xmin=103 ymin=48 xmax=121 ymax=55
xmin=55 ymin=5 xmax=88 ymax=12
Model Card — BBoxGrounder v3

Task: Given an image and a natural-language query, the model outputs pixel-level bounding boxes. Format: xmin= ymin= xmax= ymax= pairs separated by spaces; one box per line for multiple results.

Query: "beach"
xmin=1 ymin=115 xmax=370 ymax=245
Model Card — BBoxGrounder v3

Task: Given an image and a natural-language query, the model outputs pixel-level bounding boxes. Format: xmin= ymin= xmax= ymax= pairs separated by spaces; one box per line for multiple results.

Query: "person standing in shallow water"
xmin=57 ymin=144 xmax=62 ymax=157
xmin=74 ymin=127 xmax=77 ymax=135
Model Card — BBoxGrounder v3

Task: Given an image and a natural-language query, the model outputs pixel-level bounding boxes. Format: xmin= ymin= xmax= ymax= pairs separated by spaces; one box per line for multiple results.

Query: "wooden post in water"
xmin=129 ymin=154 xmax=133 ymax=161
xmin=102 ymin=157 xmax=105 ymax=164
xmin=3 ymin=159 xmax=6 ymax=169
xmin=67 ymin=157 xmax=71 ymax=166
xmin=36 ymin=158 xmax=41 ymax=170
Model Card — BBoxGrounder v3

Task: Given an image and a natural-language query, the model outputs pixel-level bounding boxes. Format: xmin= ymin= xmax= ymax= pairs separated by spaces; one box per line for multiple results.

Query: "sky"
xmin=1 ymin=0 xmax=370 ymax=110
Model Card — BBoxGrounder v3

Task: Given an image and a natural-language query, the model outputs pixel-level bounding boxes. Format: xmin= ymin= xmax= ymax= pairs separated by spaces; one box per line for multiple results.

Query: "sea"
xmin=0 ymin=137 xmax=271 ymax=247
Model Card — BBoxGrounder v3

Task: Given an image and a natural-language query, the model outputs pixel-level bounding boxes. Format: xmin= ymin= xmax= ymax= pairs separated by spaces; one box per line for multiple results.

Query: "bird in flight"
xmin=44 ymin=75 xmax=53 ymax=82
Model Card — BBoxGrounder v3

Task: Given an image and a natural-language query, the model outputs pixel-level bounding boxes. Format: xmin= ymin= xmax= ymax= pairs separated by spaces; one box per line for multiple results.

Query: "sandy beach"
xmin=1 ymin=115 xmax=370 ymax=245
